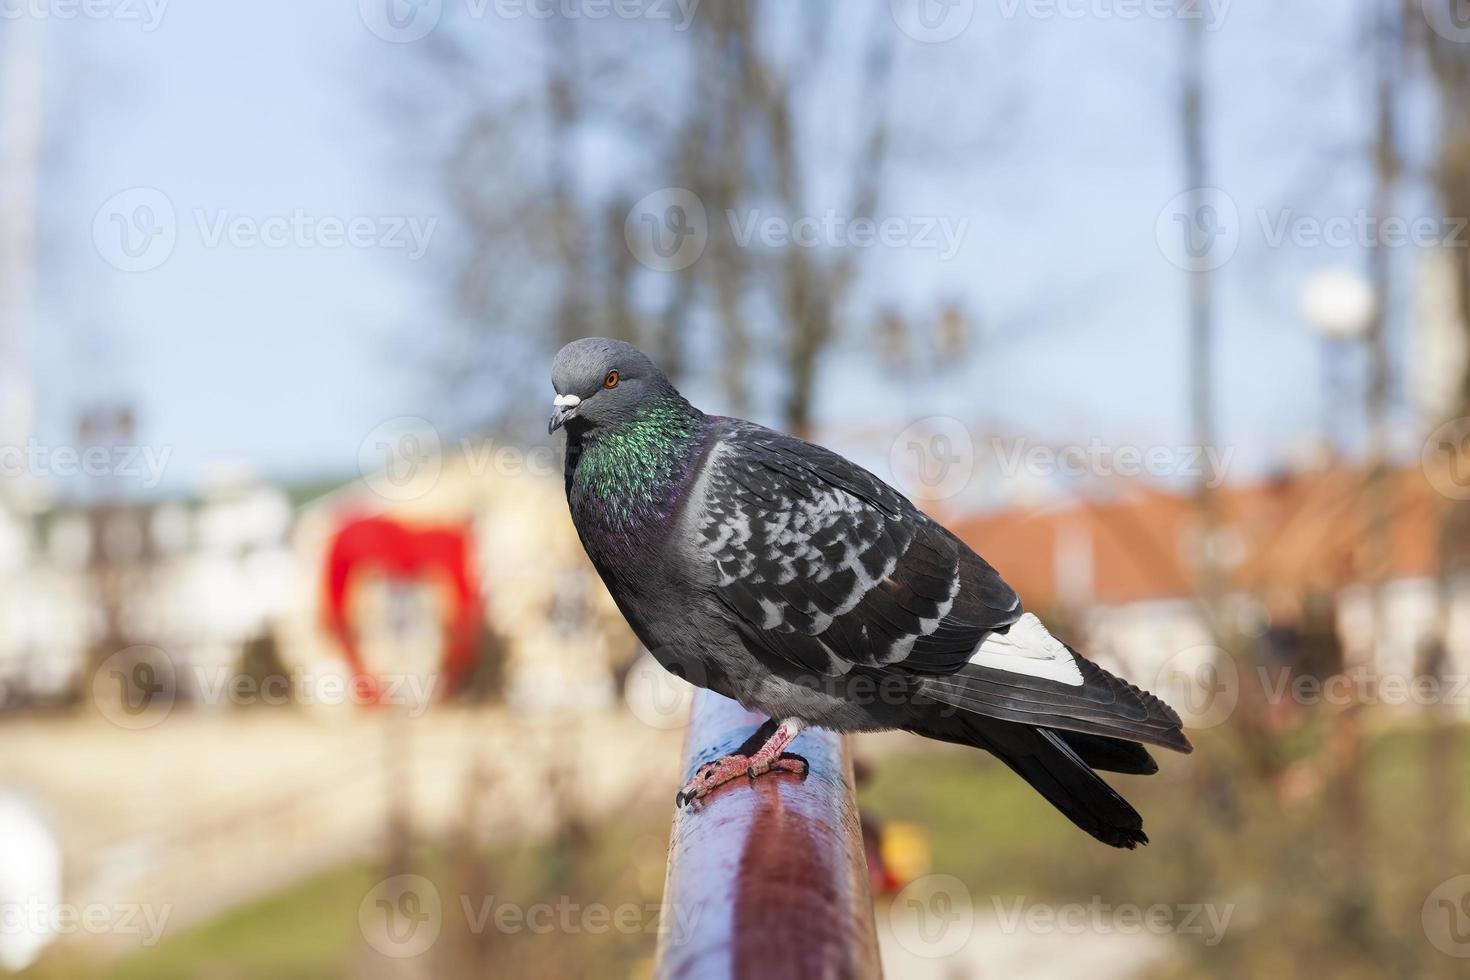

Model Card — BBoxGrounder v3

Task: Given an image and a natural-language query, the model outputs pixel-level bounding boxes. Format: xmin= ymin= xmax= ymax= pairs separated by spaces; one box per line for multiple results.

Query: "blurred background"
xmin=2 ymin=1 xmax=1470 ymax=977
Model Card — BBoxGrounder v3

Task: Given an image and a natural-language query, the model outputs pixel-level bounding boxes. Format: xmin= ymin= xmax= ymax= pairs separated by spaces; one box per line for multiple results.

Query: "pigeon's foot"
xmin=675 ymin=717 xmax=808 ymax=807
xmin=675 ymin=752 xmax=809 ymax=807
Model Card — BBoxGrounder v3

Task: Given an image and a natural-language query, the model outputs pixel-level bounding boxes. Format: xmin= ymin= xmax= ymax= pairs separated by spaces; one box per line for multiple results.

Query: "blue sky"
xmin=11 ymin=0 xmax=1439 ymax=501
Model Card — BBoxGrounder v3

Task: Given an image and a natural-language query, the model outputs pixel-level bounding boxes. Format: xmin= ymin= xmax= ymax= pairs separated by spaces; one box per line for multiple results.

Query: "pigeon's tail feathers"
xmin=1054 ymin=730 xmax=1158 ymax=775
xmin=912 ymin=713 xmax=1149 ymax=848
xmin=917 ymin=634 xmax=1193 ymax=755
xmin=992 ymin=725 xmax=1148 ymax=849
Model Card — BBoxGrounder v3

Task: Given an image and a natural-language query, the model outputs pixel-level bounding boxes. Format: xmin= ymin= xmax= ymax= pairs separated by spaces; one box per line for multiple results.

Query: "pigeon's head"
xmin=549 ymin=338 xmax=676 ymax=435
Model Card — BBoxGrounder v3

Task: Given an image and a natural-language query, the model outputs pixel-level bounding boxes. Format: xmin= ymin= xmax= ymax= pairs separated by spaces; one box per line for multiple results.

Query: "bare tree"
xmin=401 ymin=3 xmax=999 ymax=437
xmin=1409 ymin=0 xmax=1470 ymax=900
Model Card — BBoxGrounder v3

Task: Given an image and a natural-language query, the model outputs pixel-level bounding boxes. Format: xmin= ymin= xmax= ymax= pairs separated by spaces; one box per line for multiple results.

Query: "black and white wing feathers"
xmin=692 ymin=421 xmax=1191 ymax=755
xmin=695 ymin=421 xmax=1021 ymax=676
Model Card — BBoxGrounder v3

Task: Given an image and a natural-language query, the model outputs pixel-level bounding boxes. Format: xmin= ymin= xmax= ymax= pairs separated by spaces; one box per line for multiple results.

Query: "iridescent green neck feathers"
xmin=569 ymin=395 xmax=704 ymax=527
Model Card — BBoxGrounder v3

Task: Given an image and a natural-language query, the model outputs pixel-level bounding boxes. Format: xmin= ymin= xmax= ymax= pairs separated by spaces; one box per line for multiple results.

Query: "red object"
xmin=862 ymin=819 xmax=902 ymax=897
xmin=322 ymin=514 xmax=482 ymax=703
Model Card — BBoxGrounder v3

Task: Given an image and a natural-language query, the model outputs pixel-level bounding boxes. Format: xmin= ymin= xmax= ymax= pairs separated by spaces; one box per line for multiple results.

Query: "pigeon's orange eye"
xmin=604 ymin=370 xmax=620 ymax=389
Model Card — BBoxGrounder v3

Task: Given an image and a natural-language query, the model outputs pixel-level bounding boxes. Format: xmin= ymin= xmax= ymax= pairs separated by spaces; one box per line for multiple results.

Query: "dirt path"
xmin=0 ymin=707 xmax=681 ymax=954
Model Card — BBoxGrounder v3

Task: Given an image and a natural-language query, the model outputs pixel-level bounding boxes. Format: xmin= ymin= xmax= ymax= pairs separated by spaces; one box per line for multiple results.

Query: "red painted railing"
xmin=655 ymin=690 xmax=882 ymax=979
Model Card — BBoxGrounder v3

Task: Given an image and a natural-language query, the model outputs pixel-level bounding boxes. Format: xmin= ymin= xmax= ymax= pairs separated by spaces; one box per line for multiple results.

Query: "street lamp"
xmin=1299 ymin=267 xmax=1375 ymax=455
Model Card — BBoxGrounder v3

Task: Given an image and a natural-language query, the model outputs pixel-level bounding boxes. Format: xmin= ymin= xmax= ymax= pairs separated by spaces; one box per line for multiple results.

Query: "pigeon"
xmin=551 ymin=338 xmax=1191 ymax=848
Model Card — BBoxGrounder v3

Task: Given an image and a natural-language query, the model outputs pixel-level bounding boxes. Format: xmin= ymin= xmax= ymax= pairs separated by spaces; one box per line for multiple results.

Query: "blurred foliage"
xmin=861 ymin=722 xmax=1470 ymax=980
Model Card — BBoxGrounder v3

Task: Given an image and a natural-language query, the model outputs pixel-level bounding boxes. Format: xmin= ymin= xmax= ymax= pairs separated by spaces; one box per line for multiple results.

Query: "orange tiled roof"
xmin=948 ymin=465 xmax=1443 ymax=608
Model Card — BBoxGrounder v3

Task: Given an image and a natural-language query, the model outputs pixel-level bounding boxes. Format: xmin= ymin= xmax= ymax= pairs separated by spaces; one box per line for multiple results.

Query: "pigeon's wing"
xmin=693 ymin=422 xmax=1022 ymax=677
xmin=693 ymin=423 xmax=1192 ymax=755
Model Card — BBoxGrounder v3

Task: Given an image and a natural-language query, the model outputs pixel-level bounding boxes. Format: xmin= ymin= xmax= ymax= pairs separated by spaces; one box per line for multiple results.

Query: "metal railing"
xmin=655 ymin=690 xmax=881 ymax=979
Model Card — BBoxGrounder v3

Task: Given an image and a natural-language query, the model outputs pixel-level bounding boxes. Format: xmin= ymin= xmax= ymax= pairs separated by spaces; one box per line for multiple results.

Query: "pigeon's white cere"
xmin=0 ymin=793 xmax=63 ymax=972
xmin=968 ymin=613 xmax=1084 ymax=686
xmin=553 ymin=393 xmax=581 ymax=408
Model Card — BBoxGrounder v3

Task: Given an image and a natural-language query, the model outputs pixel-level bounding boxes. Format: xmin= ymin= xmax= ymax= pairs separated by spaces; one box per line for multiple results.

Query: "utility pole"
xmin=1363 ymin=0 xmax=1399 ymax=645
xmin=1181 ymin=5 xmax=1220 ymax=618
xmin=1175 ymin=3 xmax=1224 ymax=910
xmin=0 ymin=19 xmax=45 ymax=511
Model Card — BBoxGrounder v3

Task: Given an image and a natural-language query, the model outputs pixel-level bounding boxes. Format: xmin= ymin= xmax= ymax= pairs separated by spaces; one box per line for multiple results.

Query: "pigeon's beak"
xmin=549 ymin=393 xmax=581 ymax=434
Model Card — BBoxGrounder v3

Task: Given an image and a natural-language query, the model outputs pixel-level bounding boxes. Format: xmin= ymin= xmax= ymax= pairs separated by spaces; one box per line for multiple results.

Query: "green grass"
xmin=18 ymin=865 xmax=380 ymax=980
xmin=113 ymin=865 xmax=377 ymax=980
xmin=857 ymin=741 xmax=1082 ymax=894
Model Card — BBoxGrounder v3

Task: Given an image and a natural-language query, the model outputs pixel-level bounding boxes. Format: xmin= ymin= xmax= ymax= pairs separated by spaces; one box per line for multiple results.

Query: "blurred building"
xmin=0 ymin=439 xmax=634 ymax=715
xmin=0 ymin=476 xmax=294 ymax=709
xmin=952 ymin=463 xmax=1463 ymax=704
